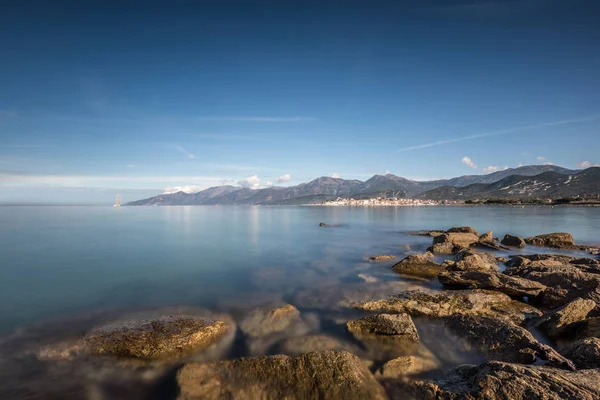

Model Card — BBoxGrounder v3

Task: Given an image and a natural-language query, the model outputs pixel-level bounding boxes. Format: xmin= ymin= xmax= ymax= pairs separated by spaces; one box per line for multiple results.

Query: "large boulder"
xmin=479 ymin=230 xmax=493 ymax=244
xmin=354 ymin=289 xmax=542 ymax=325
xmin=561 ymin=338 xmax=600 ymax=369
xmin=400 ymin=362 xmax=600 ymax=400
xmin=176 ymin=350 xmax=386 ymax=400
xmin=376 ymin=351 xmax=440 ymax=378
xmin=431 ymin=232 xmax=479 ymax=254
xmin=536 ymin=298 xmax=597 ymax=338
xmin=525 ymin=232 xmax=576 ymax=249
xmin=504 ymin=263 xmax=600 ymax=308
xmin=501 ymin=234 xmax=526 ymax=248
xmin=447 ymin=250 xmax=498 ymax=272
xmin=442 ymin=315 xmax=575 ymax=369
xmin=392 ymin=252 xmax=444 ymax=277
xmin=447 ymin=226 xmax=480 ymax=236
xmin=84 ymin=315 xmax=228 ymax=359
xmin=438 ymin=270 xmax=546 ymax=298
xmin=507 ymin=254 xmax=600 ymax=274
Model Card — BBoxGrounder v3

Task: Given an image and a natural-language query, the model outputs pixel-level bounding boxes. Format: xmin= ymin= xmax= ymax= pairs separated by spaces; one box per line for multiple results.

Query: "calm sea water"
xmin=1 ymin=205 xmax=599 ymax=334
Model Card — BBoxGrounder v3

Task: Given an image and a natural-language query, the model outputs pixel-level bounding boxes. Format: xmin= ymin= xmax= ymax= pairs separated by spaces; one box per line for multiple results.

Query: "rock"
xmin=501 ymin=234 xmax=526 ymax=248
xmin=561 ymin=338 xmax=600 ymax=369
xmin=392 ymin=252 xmax=444 ymax=277
xmin=447 ymin=250 xmax=498 ymax=272
xmin=507 ymin=254 xmax=600 ymax=274
xmin=369 ymin=255 xmax=397 ymax=261
xmin=443 ymin=315 xmax=575 ymax=369
xmin=504 ymin=263 xmax=600 ymax=308
xmin=406 ymin=230 xmax=445 ymax=237
xmin=536 ymin=298 xmax=597 ymax=337
xmin=346 ymin=313 xmax=419 ymax=345
xmin=403 ymin=361 xmax=600 ymax=400
xmin=496 ymin=256 xmax=508 ymax=263
xmin=431 ymin=232 xmax=479 ymax=254
xmin=275 ymin=334 xmax=360 ymax=356
xmin=525 ymin=232 xmax=576 ymax=249
xmin=377 ymin=352 xmax=440 ymax=378
xmin=479 ymin=230 xmax=493 ymax=243
xmin=474 ymin=241 xmax=509 ymax=251
xmin=447 ymin=226 xmax=480 ymax=236
xmin=176 ymin=350 xmax=386 ymax=400
xmin=438 ymin=270 xmax=546 ymax=298
xmin=578 ymin=317 xmax=600 ymax=338
xmin=354 ymin=289 xmax=542 ymax=326
xmin=319 ymin=222 xmax=328 ymax=227
xmin=84 ymin=315 xmax=228 ymax=359
xmin=239 ymin=304 xmax=301 ymax=338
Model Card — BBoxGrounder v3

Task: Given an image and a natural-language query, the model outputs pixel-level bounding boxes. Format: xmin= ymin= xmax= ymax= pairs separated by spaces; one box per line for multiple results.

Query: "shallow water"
xmin=1 ymin=205 xmax=599 ymax=398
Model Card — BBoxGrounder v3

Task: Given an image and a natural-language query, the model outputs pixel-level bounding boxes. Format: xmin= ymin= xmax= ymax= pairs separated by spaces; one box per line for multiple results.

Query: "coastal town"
xmin=316 ymin=197 xmax=461 ymax=206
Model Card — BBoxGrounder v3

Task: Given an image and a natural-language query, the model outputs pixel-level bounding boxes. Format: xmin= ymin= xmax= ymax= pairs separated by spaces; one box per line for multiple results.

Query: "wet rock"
xmin=525 ymin=232 xmax=575 ymax=249
xmin=404 ymin=361 xmax=600 ymax=400
xmin=406 ymin=230 xmax=445 ymax=237
xmin=507 ymin=254 xmax=600 ymax=274
xmin=275 ymin=334 xmax=360 ymax=356
xmin=377 ymin=352 xmax=440 ymax=378
xmin=496 ymin=256 xmax=508 ymax=263
xmin=474 ymin=241 xmax=509 ymax=251
xmin=354 ymin=289 xmax=542 ymax=325
xmin=504 ymin=263 xmax=600 ymax=308
xmin=239 ymin=304 xmax=301 ymax=338
xmin=431 ymin=232 xmax=479 ymax=254
xmin=501 ymin=234 xmax=526 ymax=248
xmin=319 ymin=222 xmax=328 ymax=227
xmin=536 ymin=298 xmax=597 ymax=338
xmin=392 ymin=252 xmax=444 ymax=277
xmin=346 ymin=313 xmax=419 ymax=345
xmin=369 ymin=255 xmax=397 ymax=261
xmin=176 ymin=350 xmax=386 ymax=400
xmin=447 ymin=226 xmax=479 ymax=236
xmin=479 ymin=230 xmax=493 ymax=243
xmin=438 ymin=270 xmax=546 ymax=298
xmin=561 ymin=338 xmax=600 ymax=369
xmin=85 ymin=315 xmax=228 ymax=359
xmin=443 ymin=315 xmax=575 ymax=369
xmin=447 ymin=250 xmax=498 ymax=272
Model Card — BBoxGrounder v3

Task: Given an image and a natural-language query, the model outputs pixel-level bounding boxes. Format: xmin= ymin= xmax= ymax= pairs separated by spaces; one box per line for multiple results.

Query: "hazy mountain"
xmin=126 ymin=165 xmax=586 ymax=206
xmin=416 ymin=167 xmax=600 ymax=200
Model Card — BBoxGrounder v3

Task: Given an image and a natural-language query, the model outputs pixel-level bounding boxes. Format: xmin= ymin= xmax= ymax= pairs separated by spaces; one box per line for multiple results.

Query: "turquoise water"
xmin=1 ymin=205 xmax=599 ymax=334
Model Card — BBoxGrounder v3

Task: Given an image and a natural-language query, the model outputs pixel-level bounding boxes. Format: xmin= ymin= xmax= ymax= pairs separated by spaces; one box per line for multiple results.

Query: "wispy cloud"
xmin=461 ymin=156 xmax=478 ymax=169
xmin=396 ymin=115 xmax=599 ymax=152
xmin=577 ymin=161 xmax=600 ymax=168
xmin=174 ymin=145 xmax=197 ymax=159
xmin=537 ymin=156 xmax=545 ymax=161
xmin=483 ymin=165 xmax=499 ymax=173
xmin=126 ymin=164 xmax=136 ymax=168
xmin=163 ymin=185 xmax=205 ymax=194
xmin=330 ymin=173 xmax=341 ymax=178
xmin=274 ymin=173 xmax=292 ymax=183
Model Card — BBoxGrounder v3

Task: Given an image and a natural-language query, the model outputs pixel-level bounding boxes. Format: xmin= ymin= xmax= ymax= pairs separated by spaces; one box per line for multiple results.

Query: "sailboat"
xmin=113 ymin=194 xmax=121 ymax=207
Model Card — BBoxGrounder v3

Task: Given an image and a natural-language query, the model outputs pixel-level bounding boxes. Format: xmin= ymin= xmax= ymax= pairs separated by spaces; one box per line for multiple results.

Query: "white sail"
xmin=113 ymin=194 xmax=121 ymax=207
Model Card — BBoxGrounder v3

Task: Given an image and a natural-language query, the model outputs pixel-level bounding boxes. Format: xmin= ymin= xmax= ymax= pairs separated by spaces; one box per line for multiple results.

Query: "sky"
xmin=1 ymin=0 xmax=599 ymax=204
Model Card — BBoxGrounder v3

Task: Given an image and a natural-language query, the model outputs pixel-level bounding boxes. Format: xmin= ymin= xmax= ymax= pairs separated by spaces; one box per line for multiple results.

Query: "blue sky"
xmin=1 ymin=0 xmax=599 ymax=204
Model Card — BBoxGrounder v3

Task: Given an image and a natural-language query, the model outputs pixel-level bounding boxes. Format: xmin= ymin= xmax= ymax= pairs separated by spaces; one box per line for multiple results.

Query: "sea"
xmin=0 ymin=205 xmax=599 ymax=398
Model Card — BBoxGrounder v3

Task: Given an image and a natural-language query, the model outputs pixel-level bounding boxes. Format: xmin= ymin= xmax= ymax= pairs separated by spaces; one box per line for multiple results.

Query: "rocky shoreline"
xmin=1 ymin=228 xmax=600 ymax=399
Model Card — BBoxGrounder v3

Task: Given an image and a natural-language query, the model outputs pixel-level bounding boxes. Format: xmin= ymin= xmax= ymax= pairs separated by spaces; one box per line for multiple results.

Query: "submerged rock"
xmin=85 ymin=315 xmax=228 ymax=359
xmin=370 ymin=255 xmax=397 ymax=261
xmin=239 ymin=304 xmax=301 ymax=338
xmin=438 ymin=270 xmax=546 ymax=298
xmin=347 ymin=314 xmax=419 ymax=343
xmin=274 ymin=334 xmax=360 ymax=356
xmin=561 ymin=338 xmax=600 ymax=369
xmin=525 ymin=232 xmax=576 ymax=249
xmin=443 ymin=315 xmax=575 ymax=369
xmin=536 ymin=298 xmax=597 ymax=338
xmin=377 ymin=352 xmax=440 ymax=378
xmin=392 ymin=252 xmax=444 ymax=277
xmin=176 ymin=350 xmax=386 ymax=400
xmin=501 ymin=234 xmax=526 ymax=248
xmin=354 ymin=289 xmax=542 ymax=325
xmin=402 ymin=361 xmax=600 ymax=400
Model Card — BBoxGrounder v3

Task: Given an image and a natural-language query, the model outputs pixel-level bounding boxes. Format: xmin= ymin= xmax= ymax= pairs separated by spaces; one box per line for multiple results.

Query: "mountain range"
xmin=126 ymin=165 xmax=597 ymax=206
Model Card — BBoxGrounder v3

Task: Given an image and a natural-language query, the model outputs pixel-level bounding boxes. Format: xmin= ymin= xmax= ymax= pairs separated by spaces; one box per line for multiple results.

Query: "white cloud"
xmin=537 ymin=156 xmax=545 ymax=162
xmin=174 ymin=145 xmax=197 ymax=159
xmin=237 ymin=175 xmax=261 ymax=189
xmin=544 ymin=162 xmax=554 ymax=165
xmin=163 ymin=185 xmax=205 ymax=194
xmin=385 ymin=170 xmax=391 ymax=174
xmin=274 ymin=173 xmax=292 ymax=183
xmin=504 ymin=166 xmax=509 ymax=170
xmin=330 ymin=173 xmax=341 ymax=178
xmin=482 ymin=165 xmax=499 ymax=174
xmin=264 ymin=181 xmax=273 ymax=187
xmin=461 ymin=156 xmax=478 ymax=169
xmin=518 ymin=162 xmax=524 ymax=167
xmin=576 ymin=161 xmax=600 ymax=168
